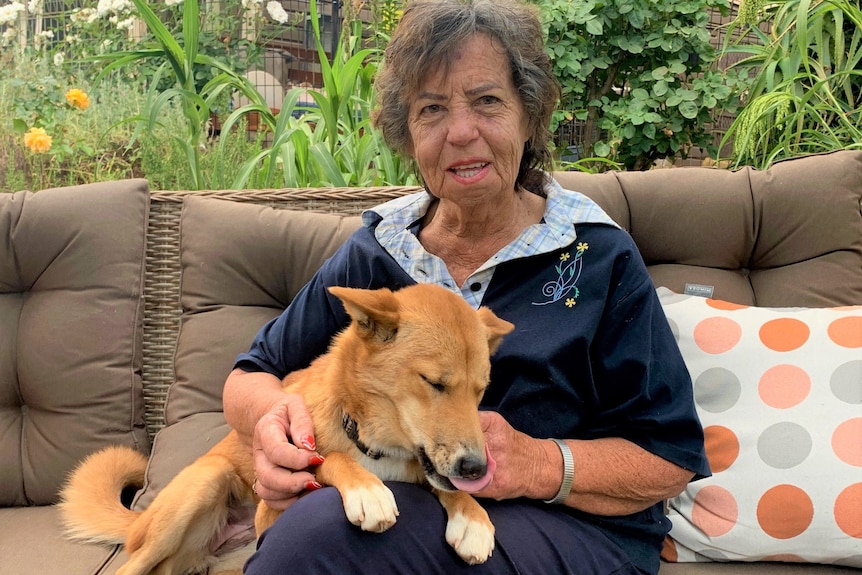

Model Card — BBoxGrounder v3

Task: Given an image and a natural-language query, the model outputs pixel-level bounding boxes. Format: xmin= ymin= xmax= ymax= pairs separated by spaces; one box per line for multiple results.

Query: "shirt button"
xmin=470 ymin=282 xmax=482 ymax=292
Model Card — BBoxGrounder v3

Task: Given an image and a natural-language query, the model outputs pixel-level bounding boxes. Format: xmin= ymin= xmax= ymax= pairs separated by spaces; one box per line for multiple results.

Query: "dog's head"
xmin=329 ymin=284 xmax=514 ymax=492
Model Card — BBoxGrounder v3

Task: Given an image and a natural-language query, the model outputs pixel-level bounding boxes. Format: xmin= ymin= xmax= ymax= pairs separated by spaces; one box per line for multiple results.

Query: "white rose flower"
xmin=266 ymin=0 xmax=289 ymax=24
xmin=2 ymin=27 xmax=18 ymax=45
xmin=0 ymin=2 xmax=25 ymax=26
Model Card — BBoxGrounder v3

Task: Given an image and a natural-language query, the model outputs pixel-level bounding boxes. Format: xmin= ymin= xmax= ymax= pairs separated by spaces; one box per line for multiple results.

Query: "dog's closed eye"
xmin=420 ymin=374 xmax=446 ymax=393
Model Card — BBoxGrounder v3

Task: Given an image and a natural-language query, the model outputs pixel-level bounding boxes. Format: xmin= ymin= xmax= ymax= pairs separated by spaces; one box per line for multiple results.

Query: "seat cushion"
xmin=0 ymin=506 xmax=122 ymax=575
xmin=0 ymin=179 xmax=150 ymax=506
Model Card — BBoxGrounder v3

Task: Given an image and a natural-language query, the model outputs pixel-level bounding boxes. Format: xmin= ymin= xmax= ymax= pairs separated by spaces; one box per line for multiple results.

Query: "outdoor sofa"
xmin=1 ymin=149 xmax=860 ymax=574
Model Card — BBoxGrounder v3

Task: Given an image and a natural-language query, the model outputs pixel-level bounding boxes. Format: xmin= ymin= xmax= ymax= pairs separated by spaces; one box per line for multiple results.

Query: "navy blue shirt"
xmin=236 ymin=196 xmax=710 ymax=574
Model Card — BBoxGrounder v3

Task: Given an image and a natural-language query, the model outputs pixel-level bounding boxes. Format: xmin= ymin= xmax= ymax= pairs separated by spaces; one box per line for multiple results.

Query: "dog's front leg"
xmin=315 ymin=452 xmax=400 ymax=533
xmin=435 ymin=490 xmax=495 ymax=565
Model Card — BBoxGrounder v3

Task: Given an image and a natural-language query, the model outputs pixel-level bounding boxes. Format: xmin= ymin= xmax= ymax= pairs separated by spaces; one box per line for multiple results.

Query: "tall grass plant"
xmin=720 ymin=0 xmax=862 ymax=168
xmin=219 ymin=0 xmax=418 ymax=188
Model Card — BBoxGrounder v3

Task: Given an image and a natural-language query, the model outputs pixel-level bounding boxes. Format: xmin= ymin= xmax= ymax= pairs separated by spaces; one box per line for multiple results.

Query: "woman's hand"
xmin=222 ymin=369 xmax=324 ymax=511
xmin=475 ymin=410 xmax=695 ymax=515
xmin=251 ymin=394 xmax=324 ymax=511
xmin=474 ymin=410 xmax=557 ymax=501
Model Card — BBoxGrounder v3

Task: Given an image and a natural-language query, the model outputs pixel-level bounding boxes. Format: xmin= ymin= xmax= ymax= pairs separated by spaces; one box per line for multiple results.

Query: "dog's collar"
xmin=341 ymin=412 xmax=384 ymax=460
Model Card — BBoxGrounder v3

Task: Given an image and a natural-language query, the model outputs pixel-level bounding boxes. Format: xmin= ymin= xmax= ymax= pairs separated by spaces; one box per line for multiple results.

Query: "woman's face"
xmin=406 ymin=33 xmax=530 ymax=204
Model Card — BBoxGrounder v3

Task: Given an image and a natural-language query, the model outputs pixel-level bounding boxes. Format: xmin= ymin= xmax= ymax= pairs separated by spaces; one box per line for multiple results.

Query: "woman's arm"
xmin=223 ymin=368 xmax=292 ymax=445
xmin=477 ymin=411 xmax=694 ymax=516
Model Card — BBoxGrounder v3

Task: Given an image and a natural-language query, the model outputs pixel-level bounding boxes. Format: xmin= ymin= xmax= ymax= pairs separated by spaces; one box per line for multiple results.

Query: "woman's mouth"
xmin=449 ymin=162 xmax=488 ymax=179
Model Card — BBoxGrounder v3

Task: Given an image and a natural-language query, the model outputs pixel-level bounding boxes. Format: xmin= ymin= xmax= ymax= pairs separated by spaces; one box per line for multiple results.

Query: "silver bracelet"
xmin=544 ymin=438 xmax=574 ymax=505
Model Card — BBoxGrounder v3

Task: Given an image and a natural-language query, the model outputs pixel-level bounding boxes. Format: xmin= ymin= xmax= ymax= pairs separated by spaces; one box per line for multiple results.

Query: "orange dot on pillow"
xmin=834 ymin=483 xmax=862 ymax=538
xmin=692 ymin=485 xmax=738 ymax=537
xmin=832 ymin=418 xmax=862 ymax=467
xmin=757 ymin=485 xmax=813 ymax=539
xmin=660 ymin=536 xmax=678 ymax=562
xmin=828 ymin=316 xmax=862 ymax=348
xmin=762 ymin=554 xmax=805 ymax=562
xmin=707 ymin=299 xmax=749 ymax=311
xmin=704 ymin=425 xmax=739 ymax=473
xmin=694 ymin=317 xmax=742 ymax=354
xmin=759 ymin=364 xmax=811 ymax=408
xmin=759 ymin=318 xmax=809 ymax=352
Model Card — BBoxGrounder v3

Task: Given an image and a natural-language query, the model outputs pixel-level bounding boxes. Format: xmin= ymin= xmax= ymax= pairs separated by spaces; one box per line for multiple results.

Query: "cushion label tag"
xmin=684 ymin=283 xmax=715 ymax=298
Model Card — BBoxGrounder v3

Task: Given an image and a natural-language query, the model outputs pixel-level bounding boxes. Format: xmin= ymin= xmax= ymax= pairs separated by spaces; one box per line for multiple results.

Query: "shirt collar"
xmin=362 ymin=175 xmax=619 ymax=241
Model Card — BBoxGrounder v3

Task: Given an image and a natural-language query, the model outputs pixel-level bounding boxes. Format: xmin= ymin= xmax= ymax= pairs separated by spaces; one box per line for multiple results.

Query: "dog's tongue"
xmin=448 ymin=445 xmax=496 ymax=493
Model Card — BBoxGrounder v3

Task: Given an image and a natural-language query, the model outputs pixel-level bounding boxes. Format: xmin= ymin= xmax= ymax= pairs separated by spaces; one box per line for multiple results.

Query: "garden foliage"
xmin=533 ymin=0 xmax=748 ymax=170
xmin=721 ymin=0 xmax=862 ymax=168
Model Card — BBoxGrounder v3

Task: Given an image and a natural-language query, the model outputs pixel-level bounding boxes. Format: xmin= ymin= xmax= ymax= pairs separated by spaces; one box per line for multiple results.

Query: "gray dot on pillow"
xmin=757 ymin=422 xmax=812 ymax=469
xmin=831 ymin=360 xmax=862 ymax=404
xmin=694 ymin=368 xmax=741 ymax=413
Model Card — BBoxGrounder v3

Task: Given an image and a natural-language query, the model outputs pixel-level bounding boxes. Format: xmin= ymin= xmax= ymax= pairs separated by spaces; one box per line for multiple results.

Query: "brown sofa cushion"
xmin=0 ymin=180 xmax=150 ymax=506
xmin=168 ymin=197 xmax=361 ymax=421
xmin=555 ymin=150 xmax=862 ymax=307
xmin=0 ymin=506 xmax=123 ymax=574
xmin=135 ymin=198 xmax=360 ymax=508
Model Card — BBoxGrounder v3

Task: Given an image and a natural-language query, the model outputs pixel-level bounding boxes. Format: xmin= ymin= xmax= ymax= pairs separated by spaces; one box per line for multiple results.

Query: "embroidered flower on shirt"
xmin=533 ymin=243 xmax=589 ymax=307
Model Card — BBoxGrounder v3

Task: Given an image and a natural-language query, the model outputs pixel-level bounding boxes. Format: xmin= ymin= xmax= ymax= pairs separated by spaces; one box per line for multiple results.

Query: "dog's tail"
xmin=58 ymin=445 xmax=148 ymax=545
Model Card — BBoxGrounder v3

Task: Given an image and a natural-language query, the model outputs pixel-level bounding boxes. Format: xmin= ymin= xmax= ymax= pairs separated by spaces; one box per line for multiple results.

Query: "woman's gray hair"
xmin=372 ymin=0 xmax=560 ymax=192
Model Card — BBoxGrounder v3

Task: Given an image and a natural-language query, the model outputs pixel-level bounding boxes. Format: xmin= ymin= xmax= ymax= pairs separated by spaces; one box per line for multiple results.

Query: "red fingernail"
xmin=310 ymin=455 xmax=325 ymax=466
xmin=305 ymin=480 xmax=322 ymax=491
xmin=300 ymin=435 xmax=316 ymax=450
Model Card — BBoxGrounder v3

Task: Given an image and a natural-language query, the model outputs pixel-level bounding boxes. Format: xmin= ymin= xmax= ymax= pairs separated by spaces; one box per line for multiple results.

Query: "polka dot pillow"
xmin=657 ymin=288 xmax=862 ymax=567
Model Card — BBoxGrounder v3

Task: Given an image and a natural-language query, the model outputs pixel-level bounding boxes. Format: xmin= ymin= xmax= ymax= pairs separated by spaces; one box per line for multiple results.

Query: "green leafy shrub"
xmin=534 ymin=0 xmax=747 ymax=170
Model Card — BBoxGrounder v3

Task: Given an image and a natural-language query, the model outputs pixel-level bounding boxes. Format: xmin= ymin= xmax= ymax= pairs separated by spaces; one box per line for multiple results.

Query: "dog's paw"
xmin=445 ymin=511 xmax=495 ymax=565
xmin=341 ymin=483 xmax=399 ymax=533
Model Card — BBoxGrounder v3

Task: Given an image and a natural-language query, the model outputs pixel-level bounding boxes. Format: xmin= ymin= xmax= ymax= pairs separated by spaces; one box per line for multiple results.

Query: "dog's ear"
xmin=329 ymin=286 xmax=400 ymax=342
xmin=477 ymin=307 xmax=514 ymax=355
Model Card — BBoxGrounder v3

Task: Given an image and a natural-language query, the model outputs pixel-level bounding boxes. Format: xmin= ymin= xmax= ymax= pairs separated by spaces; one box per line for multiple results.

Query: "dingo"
xmin=60 ymin=284 xmax=513 ymax=574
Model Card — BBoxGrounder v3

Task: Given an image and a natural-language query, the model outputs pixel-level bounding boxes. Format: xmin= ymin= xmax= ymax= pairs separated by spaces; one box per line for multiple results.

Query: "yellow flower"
xmin=560 ymin=252 xmax=571 ymax=261
xmin=577 ymin=242 xmax=589 ymax=252
xmin=23 ymin=127 xmax=52 ymax=153
xmin=565 ymin=298 xmax=576 ymax=308
xmin=65 ymin=88 xmax=90 ymax=110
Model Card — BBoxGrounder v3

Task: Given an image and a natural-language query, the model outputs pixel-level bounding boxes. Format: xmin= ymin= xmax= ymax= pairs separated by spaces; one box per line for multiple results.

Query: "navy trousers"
xmin=244 ymin=482 xmax=648 ymax=575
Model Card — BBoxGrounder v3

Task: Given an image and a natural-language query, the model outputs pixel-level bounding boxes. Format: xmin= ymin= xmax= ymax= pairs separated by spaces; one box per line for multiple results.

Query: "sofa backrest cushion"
xmin=167 ymin=197 xmax=360 ymax=422
xmin=555 ymin=149 xmax=862 ymax=307
xmin=0 ymin=180 xmax=150 ymax=506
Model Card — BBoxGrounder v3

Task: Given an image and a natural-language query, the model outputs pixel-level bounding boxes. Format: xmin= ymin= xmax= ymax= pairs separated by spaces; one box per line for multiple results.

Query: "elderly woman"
xmin=223 ymin=0 xmax=710 ymax=573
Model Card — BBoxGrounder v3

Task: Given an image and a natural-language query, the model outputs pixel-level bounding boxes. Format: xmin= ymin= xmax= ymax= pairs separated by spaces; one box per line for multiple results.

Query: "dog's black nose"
xmin=457 ymin=455 xmax=487 ymax=480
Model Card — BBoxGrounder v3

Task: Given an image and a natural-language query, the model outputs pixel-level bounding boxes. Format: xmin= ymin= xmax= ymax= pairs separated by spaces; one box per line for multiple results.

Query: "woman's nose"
xmin=446 ymin=107 xmax=479 ymax=145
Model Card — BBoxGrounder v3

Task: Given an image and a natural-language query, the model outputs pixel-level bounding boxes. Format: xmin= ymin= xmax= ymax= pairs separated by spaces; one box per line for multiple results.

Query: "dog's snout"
xmin=457 ymin=455 xmax=487 ymax=480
